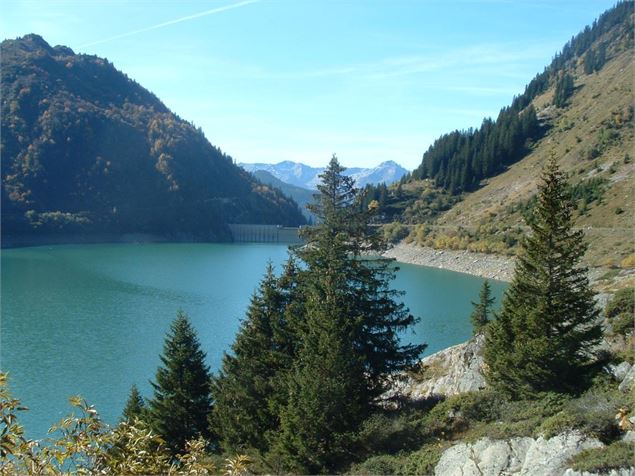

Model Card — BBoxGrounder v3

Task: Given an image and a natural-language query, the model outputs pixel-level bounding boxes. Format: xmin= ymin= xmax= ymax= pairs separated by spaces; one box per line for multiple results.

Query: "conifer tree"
xmin=275 ymin=252 xmax=367 ymax=473
xmin=211 ymin=261 xmax=297 ymax=453
xmin=275 ymin=156 xmax=424 ymax=471
xmin=554 ymin=73 xmax=574 ymax=107
xmin=484 ymin=157 xmax=602 ymax=398
xmin=121 ymin=384 xmax=146 ymax=422
xmin=300 ymin=155 xmax=424 ymax=399
xmin=148 ymin=311 xmax=212 ymax=454
xmin=470 ymin=280 xmax=495 ymax=335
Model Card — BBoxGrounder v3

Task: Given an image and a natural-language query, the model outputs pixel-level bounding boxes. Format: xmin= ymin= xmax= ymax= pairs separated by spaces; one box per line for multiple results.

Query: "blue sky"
xmin=1 ymin=0 xmax=617 ymax=169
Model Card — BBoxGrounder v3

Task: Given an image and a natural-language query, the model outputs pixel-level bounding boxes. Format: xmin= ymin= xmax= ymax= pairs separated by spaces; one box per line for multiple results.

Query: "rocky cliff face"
xmin=388 ymin=334 xmax=487 ymax=401
xmin=390 ymin=331 xmax=634 ymax=402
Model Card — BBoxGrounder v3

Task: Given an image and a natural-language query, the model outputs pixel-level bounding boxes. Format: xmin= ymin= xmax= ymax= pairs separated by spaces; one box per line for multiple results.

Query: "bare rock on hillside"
xmin=389 ymin=334 xmax=487 ymax=401
xmin=434 ymin=431 xmax=606 ymax=476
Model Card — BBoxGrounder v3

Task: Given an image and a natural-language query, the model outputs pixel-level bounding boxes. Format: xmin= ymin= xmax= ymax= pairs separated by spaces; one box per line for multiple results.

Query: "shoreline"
xmin=3 ymin=235 xmax=517 ymax=282
xmin=1 ymin=233 xmax=174 ymax=249
xmin=384 ymin=242 xmax=515 ymax=283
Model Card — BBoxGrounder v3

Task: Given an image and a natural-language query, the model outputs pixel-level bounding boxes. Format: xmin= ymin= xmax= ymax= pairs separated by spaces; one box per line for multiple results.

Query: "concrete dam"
xmin=228 ymin=224 xmax=303 ymax=244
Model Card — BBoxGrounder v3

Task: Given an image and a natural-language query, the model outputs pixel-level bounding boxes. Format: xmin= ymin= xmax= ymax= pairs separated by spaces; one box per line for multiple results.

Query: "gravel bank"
xmin=384 ymin=243 xmax=515 ymax=282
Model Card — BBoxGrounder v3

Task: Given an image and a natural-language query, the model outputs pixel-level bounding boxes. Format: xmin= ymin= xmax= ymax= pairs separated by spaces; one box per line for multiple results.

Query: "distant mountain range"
xmin=240 ymin=160 xmax=408 ymax=190
xmin=1 ymin=35 xmax=305 ymax=242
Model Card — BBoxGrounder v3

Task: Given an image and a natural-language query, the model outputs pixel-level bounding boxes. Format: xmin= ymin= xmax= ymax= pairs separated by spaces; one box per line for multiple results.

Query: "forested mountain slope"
xmin=377 ymin=2 xmax=634 ymax=284
xmin=1 ymin=35 xmax=305 ymax=243
xmin=436 ymin=36 xmax=633 ymax=272
xmin=251 ymin=170 xmax=316 ymax=221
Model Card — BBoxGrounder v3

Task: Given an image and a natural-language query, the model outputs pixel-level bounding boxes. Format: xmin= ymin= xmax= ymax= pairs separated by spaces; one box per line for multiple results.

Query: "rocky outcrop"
xmin=607 ymin=361 xmax=633 ymax=382
xmin=434 ymin=431 xmax=605 ymax=476
xmin=389 ymin=335 xmax=486 ymax=401
xmin=388 ymin=328 xmax=634 ymax=402
xmin=618 ymin=365 xmax=635 ymax=393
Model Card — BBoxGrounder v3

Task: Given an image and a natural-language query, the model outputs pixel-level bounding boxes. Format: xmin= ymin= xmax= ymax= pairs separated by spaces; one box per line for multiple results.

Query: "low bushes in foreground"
xmin=349 ymin=375 xmax=633 ymax=475
xmin=568 ymin=441 xmax=635 ymax=473
xmin=0 ymin=373 xmax=248 ymax=476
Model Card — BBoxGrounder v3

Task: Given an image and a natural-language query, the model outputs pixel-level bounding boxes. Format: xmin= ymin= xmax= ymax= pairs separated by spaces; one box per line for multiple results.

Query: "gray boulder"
xmin=388 ymin=335 xmax=486 ymax=401
xmin=619 ymin=365 xmax=635 ymax=392
xmin=606 ymin=361 xmax=633 ymax=381
xmin=434 ymin=431 xmax=604 ymax=476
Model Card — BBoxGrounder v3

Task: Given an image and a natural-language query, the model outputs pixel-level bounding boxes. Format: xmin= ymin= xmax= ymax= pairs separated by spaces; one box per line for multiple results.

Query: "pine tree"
xmin=300 ymin=155 xmax=424 ymax=399
xmin=211 ymin=261 xmax=296 ymax=453
xmin=275 ymin=259 xmax=367 ymax=473
xmin=554 ymin=73 xmax=574 ymax=107
xmin=484 ymin=157 xmax=602 ymax=398
xmin=275 ymin=156 xmax=424 ymax=472
xmin=121 ymin=384 xmax=146 ymax=422
xmin=148 ymin=311 xmax=213 ymax=454
xmin=470 ymin=280 xmax=495 ymax=335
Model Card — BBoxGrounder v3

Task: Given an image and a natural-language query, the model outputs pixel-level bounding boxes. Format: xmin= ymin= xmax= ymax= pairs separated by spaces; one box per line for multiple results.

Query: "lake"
xmin=1 ymin=243 xmax=507 ymax=439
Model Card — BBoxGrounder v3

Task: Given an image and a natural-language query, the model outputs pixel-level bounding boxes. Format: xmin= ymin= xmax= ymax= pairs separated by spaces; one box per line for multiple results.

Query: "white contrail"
xmin=79 ymin=0 xmax=259 ymax=48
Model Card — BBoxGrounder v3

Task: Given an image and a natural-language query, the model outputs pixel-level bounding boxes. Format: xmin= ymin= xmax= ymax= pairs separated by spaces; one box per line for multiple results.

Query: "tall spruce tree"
xmin=121 ymin=384 xmax=146 ymax=422
xmin=484 ymin=157 xmax=602 ymax=398
xmin=275 ymin=156 xmax=425 ymax=472
xmin=470 ymin=280 xmax=495 ymax=335
xmin=299 ymin=156 xmax=424 ymax=398
xmin=554 ymin=73 xmax=574 ymax=107
xmin=148 ymin=311 xmax=213 ymax=454
xmin=211 ymin=261 xmax=298 ymax=453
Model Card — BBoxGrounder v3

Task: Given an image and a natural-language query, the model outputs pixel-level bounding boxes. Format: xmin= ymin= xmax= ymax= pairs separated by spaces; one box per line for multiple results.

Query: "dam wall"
xmin=228 ymin=224 xmax=303 ymax=244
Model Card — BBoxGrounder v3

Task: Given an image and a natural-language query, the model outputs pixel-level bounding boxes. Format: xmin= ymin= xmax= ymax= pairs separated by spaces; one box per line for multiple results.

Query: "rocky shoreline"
xmin=384 ymin=242 xmax=515 ymax=282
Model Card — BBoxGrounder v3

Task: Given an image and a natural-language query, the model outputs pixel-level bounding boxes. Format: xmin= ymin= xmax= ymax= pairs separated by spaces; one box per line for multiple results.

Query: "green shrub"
xmin=538 ymin=411 xmax=578 ymax=438
xmin=566 ymin=386 xmax=623 ymax=443
xmin=400 ymin=445 xmax=445 ymax=476
xmin=418 ymin=391 xmax=506 ymax=440
xmin=606 ymin=289 xmax=634 ymax=337
xmin=569 ymin=441 xmax=635 ymax=473
xmin=349 ymin=444 xmax=445 ymax=476
xmin=355 ymin=411 xmax=423 ymax=455
xmin=606 ymin=289 xmax=634 ymax=320
xmin=349 ymin=454 xmax=401 ymax=475
xmin=383 ymin=222 xmax=409 ymax=244
xmin=611 ymin=313 xmax=633 ymax=336
xmin=569 ymin=177 xmax=608 ymax=206
xmin=485 ymin=393 xmax=571 ymax=439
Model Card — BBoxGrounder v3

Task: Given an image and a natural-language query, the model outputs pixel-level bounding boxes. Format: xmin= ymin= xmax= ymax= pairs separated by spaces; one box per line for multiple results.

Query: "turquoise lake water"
xmin=1 ymin=242 xmax=507 ymax=439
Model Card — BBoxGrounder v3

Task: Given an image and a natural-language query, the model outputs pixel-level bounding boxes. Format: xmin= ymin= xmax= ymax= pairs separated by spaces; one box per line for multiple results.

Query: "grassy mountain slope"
xmin=437 ymin=42 xmax=633 ymax=271
xmin=382 ymin=4 xmax=633 ymax=288
xmin=1 ymin=35 xmax=305 ymax=242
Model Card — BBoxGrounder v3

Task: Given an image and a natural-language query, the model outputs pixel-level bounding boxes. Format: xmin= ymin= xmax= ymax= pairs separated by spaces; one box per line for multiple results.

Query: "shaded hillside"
xmin=251 ymin=170 xmax=316 ymax=221
xmin=373 ymin=2 xmax=634 ymax=284
xmin=1 ymin=35 xmax=305 ymax=242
